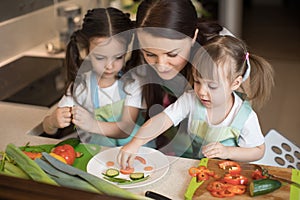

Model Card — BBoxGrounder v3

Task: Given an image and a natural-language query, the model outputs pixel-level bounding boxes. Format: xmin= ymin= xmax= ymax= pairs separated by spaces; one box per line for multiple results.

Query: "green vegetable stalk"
xmin=5 ymin=143 xmax=58 ymax=186
xmin=42 ymin=152 xmax=147 ymax=199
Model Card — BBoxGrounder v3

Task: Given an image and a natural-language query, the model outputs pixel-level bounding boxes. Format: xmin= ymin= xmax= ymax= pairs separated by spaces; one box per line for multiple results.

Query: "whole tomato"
xmin=52 ymin=144 xmax=76 ymax=165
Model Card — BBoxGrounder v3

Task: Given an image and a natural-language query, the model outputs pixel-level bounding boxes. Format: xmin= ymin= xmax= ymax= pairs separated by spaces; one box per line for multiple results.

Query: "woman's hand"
xmin=117 ymin=143 xmax=140 ymax=169
xmin=201 ymin=142 xmax=230 ymax=160
xmin=72 ymin=106 xmax=97 ymax=132
xmin=51 ymin=107 xmax=72 ymax=128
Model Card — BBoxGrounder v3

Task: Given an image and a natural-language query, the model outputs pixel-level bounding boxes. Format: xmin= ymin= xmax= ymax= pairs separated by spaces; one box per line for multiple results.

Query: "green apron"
xmin=88 ymin=72 xmax=156 ymax=148
xmin=188 ymin=98 xmax=252 ymax=159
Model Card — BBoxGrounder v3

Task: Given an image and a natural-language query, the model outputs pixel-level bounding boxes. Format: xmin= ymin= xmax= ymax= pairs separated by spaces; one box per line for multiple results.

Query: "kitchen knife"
xmin=145 ymin=191 xmax=171 ymax=200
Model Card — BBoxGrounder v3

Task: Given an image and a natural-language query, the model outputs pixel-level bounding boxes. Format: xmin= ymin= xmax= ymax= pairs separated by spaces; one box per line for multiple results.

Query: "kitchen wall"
xmin=0 ymin=0 xmax=110 ymax=65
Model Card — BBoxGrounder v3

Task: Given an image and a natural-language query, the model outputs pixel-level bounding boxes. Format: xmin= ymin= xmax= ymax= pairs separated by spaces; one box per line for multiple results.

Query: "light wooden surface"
xmin=192 ymin=159 xmax=293 ymax=199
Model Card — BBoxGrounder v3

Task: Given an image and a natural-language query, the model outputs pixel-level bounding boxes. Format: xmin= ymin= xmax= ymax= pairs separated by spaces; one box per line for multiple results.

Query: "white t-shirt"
xmin=58 ymin=71 xmax=144 ymax=112
xmin=164 ymin=91 xmax=265 ymax=148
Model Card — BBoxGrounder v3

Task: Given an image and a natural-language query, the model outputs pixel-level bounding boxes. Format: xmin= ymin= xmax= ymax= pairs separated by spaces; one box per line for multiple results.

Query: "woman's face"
xmin=137 ymin=31 xmax=194 ymax=80
xmin=89 ymin=37 xmax=126 ymax=81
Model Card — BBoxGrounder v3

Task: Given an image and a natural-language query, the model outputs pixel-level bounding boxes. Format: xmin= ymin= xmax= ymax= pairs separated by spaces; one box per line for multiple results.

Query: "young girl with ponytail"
xmin=42 ymin=8 xmax=154 ymax=147
xmin=118 ymin=35 xmax=274 ymax=168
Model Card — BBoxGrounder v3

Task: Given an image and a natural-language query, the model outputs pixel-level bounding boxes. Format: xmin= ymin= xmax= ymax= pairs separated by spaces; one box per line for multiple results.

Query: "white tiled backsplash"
xmin=0 ymin=0 xmax=107 ymax=64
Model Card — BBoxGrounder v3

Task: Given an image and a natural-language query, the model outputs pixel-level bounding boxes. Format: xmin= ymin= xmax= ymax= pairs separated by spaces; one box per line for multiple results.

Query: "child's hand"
xmin=117 ymin=143 xmax=140 ymax=169
xmin=51 ymin=107 xmax=72 ymax=128
xmin=202 ymin=142 xmax=230 ymax=160
xmin=72 ymin=106 xmax=97 ymax=132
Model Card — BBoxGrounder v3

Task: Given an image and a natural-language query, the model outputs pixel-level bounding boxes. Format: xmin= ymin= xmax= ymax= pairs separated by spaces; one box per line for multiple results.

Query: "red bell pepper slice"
xmin=226 ymin=184 xmax=246 ymax=195
xmin=219 ymin=189 xmax=236 ymax=197
xmin=252 ymin=169 xmax=267 ymax=180
xmin=188 ymin=167 xmax=201 ymax=177
xmin=223 ymin=174 xmax=248 ymax=185
xmin=197 ymin=171 xmax=209 ymax=181
xmin=210 ymin=191 xmax=224 ymax=198
xmin=207 ymin=181 xmax=227 ymax=192
xmin=218 ymin=161 xmax=241 ymax=175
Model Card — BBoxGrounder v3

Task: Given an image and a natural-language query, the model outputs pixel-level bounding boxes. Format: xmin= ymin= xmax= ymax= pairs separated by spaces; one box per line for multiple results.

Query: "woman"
xmin=124 ymin=0 xmax=232 ymax=157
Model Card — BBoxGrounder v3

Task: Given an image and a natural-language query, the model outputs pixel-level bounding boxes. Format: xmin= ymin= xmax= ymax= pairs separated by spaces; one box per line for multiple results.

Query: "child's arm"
xmin=42 ymin=107 xmax=72 ymax=134
xmin=118 ymin=112 xmax=174 ymax=169
xmin=72 ymin=105 xmax=143 ymax=139
xmin=202 ymin=142 xmax=265 ymax=162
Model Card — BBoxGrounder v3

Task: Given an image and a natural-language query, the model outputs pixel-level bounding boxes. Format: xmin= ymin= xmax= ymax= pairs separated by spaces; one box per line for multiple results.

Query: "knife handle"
xmin=145 ymin=191 xmax=172 ymax=200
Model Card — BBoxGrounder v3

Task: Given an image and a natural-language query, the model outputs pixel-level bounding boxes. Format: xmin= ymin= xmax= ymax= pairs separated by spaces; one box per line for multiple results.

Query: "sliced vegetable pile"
xmin=101 ymin=156 xmax=152 ymax=185
xmin=103 ymin=168 xmax=150 ymax=185
xmin=187 ymin=160 xmax=282 ymax=198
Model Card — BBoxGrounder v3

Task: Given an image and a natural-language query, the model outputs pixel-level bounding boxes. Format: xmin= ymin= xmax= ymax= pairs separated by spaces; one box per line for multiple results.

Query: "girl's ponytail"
xmin=245 ymin=54 xmax=274 ymax=110
xmin=65 ymin=31 xmax=81 ymax=96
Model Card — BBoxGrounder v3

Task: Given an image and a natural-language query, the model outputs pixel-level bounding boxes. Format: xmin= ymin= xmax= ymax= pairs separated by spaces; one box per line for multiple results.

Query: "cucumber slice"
xmin=105 ymin=168 xmax=119 ymax=177
xmin=249 ymin=178 xmax=282 ymax=196
xmin=130 ymin=172 xmax=144 ymax=180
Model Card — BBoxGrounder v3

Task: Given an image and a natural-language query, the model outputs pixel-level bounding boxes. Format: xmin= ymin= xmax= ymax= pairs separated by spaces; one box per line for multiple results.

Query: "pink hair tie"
xmin=245 ymin=52 xmax=249 ymax=60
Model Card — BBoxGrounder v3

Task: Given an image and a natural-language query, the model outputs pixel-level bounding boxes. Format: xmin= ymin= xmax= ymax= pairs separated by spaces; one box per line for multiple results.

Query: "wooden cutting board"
xmin=192 ymin=159 xmax=292 ymax=199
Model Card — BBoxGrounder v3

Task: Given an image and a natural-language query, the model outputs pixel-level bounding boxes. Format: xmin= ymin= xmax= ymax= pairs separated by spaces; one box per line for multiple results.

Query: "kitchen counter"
xmin=0 ymin=99 xmax=296 ymax=199
xmin=0 ymin=101 xmax=58 ymax=148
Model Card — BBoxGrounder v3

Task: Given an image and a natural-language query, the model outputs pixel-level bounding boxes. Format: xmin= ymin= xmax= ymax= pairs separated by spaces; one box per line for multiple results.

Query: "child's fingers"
xmin=202 ymin=142 xmax=221 ymax=158
xmin=117 ymin=150 xmax=129 ymax=169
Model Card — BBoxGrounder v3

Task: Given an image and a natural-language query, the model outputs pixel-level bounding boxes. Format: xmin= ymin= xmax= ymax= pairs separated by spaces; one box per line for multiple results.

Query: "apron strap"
xmin=231 ymin=100 xmax=252 ymax=131
xmin=90 ymin=71 xmax=100 ymax=108
xmin=90 ymin=71 xmax=126 ymax=109
xmin=192 ymin=99 xmax=206 ymax=121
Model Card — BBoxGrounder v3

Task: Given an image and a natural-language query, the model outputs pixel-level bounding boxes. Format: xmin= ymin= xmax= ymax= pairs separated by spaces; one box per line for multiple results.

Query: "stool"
xmin=252 ymin=129 xmax=300 ymax=170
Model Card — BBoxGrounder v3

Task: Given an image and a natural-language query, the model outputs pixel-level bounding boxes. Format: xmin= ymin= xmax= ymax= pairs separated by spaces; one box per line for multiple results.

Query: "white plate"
xmin=86 ymin=146 xmax=169 ymax=188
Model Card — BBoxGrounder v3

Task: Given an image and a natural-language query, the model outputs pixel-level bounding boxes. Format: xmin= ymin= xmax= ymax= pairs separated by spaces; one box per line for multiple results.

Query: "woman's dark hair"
xmin=127 ymin=0 xmax=222 ymax=117
xmin=65 ymin=7 xmax=133 ymax=95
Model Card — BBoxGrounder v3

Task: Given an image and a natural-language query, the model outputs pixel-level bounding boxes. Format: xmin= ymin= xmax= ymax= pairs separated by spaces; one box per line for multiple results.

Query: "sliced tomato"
xmin=218 ymin=161 xmax=241 ymax=175
xmin=120 ymin=167 xmax=134 ymax=175
xmin=223 ymin=174 xmax=248 ymax=185
xmin=135 ymin=156 xmax=146 ymax=164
